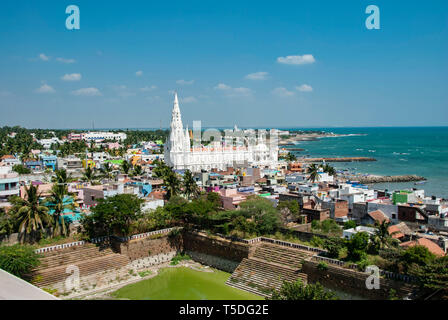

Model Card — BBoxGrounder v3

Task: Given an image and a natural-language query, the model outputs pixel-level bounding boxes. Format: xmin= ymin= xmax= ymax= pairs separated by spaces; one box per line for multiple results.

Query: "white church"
xmin=164 ymin=93 xmax=279 ymax=172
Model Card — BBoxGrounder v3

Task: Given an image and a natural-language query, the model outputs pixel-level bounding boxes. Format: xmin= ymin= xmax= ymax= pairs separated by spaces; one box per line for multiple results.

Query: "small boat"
xmin=414 ymin=181 xmax=426 ymax=185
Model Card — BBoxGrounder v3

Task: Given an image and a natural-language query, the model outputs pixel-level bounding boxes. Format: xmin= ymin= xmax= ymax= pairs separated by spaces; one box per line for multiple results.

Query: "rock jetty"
xmin=301 ymin=157 xmax=376 ymax=162
xmin=348 ymin=175 xmax=427 ymax=184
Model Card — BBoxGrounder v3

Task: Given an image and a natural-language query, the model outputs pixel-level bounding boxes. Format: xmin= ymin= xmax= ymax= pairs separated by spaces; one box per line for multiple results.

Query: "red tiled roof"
xmin=400 ymin=238 xmax=445 ymax=257
xmin=388 ymin=225 xmax=404 ymax=239
xmin=368 ymin=210 xmax=390 ymax=224
xmin=0 ymin=155 xmax=15 ymax=160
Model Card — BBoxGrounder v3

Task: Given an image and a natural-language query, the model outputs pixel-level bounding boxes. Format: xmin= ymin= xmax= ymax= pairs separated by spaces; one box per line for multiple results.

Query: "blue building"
xmin=40 ymin=155 xmax=57 ymax=171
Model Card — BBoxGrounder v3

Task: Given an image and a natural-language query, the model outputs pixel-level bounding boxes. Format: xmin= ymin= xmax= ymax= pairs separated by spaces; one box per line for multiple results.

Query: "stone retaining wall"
xmin=113 ymin=234 xmax=181 ymax=261
xmin=183 ymin=231 xmax=251 ymax=262
xmin=185 ymin=251 xmax=240 ymax=273
xmin=301 ymin=260 xmax=416 ymax=300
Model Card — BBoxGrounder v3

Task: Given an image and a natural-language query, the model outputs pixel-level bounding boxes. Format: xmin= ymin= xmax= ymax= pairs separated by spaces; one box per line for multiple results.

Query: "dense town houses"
xmin=0 ymin=103 xmax=447 ymax=301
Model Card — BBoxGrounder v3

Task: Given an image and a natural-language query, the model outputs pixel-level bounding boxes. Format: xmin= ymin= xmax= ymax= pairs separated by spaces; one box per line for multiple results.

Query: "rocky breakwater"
xmin=301 ymin=157 xmax=376 ymax=163
xmin=353 ymin=175 xmax=427 ymax=184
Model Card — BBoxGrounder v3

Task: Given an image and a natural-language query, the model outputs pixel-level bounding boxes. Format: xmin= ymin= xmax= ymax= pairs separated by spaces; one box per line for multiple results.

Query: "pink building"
xmin=218 ymin=189 xmax=249 ymax=210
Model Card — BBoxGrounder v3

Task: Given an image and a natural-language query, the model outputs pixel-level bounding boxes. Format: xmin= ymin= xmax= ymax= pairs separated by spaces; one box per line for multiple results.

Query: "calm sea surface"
xmin=281 ymin=127 xmax=448 ymax=198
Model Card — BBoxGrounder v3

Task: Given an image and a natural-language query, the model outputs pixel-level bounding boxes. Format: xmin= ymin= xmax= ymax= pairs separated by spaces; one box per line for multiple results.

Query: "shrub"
xmin=317 ymin=262 xmax=328 ymax=271
xmin=0 ymin=244 xmax=41 ymax=279
xmin=170 ymin=253 xmax=191 ymax=265
xmin=269 ymin=279 xmax=338 ymax=300
xmin=344 ymin=220 xmax=357 ymax=230
xmin=138 ymin=270 xmax=152 ymax=277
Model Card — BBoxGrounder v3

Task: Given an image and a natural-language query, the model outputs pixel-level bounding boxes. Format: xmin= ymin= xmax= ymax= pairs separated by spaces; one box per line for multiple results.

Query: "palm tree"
xmin=285 ymin=152 xmax=297 ymax=162
xmin=164 ymin=171 xmax=181 ymax=200
xmin=100 ymin=162 xmax=115 ymax=181
xmin=322 ymin=163 xmax=337 ymax=177
xmin=82 ymin=166 xmax=99 ymax=184
xmin=121 ymin=160 xmax=131 ymax=175
xmin=152 ymin=159 xmax=171 ymax=179
xmin=9 ymin=184 xmax=50 ymax=242
xmin=45 ymin=184 xmax=75 ymax=237
xmin=52 ymin=168 xmax=73 ymax=185
xmin=371 ymin=220 xmax=398 ymax=251
xmin=307 ymin=163 xmax=321 ymax=183
xmin=183 ymin=170 xmax=199 ymax=199
xmin=133 ymin=165 xmax=144 ymax=176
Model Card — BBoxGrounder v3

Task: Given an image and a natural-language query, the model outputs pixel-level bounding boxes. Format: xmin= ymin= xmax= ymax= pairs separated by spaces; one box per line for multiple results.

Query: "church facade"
xmin=164 ymin=93 xmax=279 ymax=172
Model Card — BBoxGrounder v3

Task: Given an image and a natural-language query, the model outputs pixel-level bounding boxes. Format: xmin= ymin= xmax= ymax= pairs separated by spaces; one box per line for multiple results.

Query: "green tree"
xmin=235 ymin=196 xmax=281 ymax=235
xmin=343 ymin=220 xmax=357 ymax=229
xmin=346 ymin=232 xmax=369 ymax=262
xmin=307 ymin=163 xmax=321 ymax=183
xmin=81 ymin=194 xmax=144 ymax=238
xmin=121 ymin=160 xmax=131 ymax=175
xmin=164 ymin=170 xmax=181 ymax=200
xmin=408 ymin=255 xmax=448 ymax=291
xmin=323 ymin=237 xmax=345 ymax=259
xmin=285 ymin=152 xmax=297 ymax=162
xmin=133 ymin=164 xmax=144 ymax=176
xmin=0 ymin=208 xmax=15 ymax=237
xmin=81 ymin=166 xmax=100 ymax=184
xmin=183 ymin=170 xmax=199 ymax=199
xmin=45 ymin=184 xmax=75 ymax=237
xmin=322 ymin=163 xmax=336 ymax=177
xmin=51 ymin=168 xmax=73 ymax=184
xmin=269 ymin=279 xmax=338 ymax=300
xmin=100 ymin=162 xmax=115 ymax=180
xmin=0 ymin=244 xmax=41 ymax=279
xmin=8 ymin=185 xmax=50 ymax=243
xmin=369 ymin=220 xmax=398 ymax=253
xmin=12 ymin=164 xmax=31 ymax=175
xmin=401 ymin=245 xmax=435 ymax=272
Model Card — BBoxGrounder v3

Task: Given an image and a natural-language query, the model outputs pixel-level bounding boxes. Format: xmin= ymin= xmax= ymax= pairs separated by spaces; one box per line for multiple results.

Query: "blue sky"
xmin=0 ymin=0 xmax=447 ymax=129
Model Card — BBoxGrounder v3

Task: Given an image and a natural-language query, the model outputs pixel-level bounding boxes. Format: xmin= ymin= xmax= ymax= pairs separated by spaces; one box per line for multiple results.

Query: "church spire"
xmin=167 ymin=92 xmax=185 ymax=152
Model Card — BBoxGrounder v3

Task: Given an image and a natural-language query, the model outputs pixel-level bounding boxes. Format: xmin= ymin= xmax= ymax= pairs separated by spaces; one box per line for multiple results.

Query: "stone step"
xmin=39 ymin=247 xmax=115 ymax=268
xmin=32 ymin=254 xmax=129 ymax=288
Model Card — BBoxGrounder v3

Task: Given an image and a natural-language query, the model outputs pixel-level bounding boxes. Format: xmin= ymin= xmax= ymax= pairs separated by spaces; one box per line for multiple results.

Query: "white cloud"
xmin=214 ymin=83 xmax=231 ymax=90
xmin=71 ymin=87 xmax=102 ymax=96
xmin=113 ymin=85 xmax=135 ymax=97
xmin=35 ymin=84 xmax=55 ymax=94
xmin=181 ymin=96 xmax=197 ymax=103
xmin=56 ymin=57 xmax=76 ymax=64
xmin=176 ymin=79 xmax=194 ymax=85
xmin=39 ymin=53 xmax=50 ymax=61
xmin=214 ymin=83 xmax=252 ymax=96
xmin=245 ymin=72 xmax=269 ymax=80
xmin=277 ymin=54 xmax=315 ymax=65
xmin=272 ymin=87 xmax=294 ymax=97
xmin=140 ymin=85 xmax=157 ymax=92
xmin=61 ymin=73 xmax=82 ymax=81
xmin=135 ymin=70 xmax=143 ymax=77
xmin=296 ymin=84 xmax=313 ymax=92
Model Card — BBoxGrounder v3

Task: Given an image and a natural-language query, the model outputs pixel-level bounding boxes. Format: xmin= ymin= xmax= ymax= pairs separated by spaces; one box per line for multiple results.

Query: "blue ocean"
xmin=282 ymin=127 xmax=448 ymax=199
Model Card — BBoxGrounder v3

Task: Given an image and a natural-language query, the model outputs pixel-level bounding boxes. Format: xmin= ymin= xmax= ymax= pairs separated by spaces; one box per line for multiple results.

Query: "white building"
xmin=0 ymin=166 xmax=20 ymax=207
xmin=164 ymin=93 xmax=278 ymax=172
xmin=343 ymin=226 xmax=377 ymax=240
xmin=37 ymin=137 xmax=62 ymax=149
xmin=83 ymin=132 xmax=127 ymax=142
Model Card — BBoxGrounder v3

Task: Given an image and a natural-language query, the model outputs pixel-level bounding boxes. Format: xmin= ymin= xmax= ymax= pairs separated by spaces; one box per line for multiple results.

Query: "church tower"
xmin=165 ymin=92 xmax=189 ymax=168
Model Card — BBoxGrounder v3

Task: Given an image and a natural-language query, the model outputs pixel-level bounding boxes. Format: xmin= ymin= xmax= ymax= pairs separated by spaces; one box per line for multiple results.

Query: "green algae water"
xmin=111 ymin=267 xmax=263 ymax=300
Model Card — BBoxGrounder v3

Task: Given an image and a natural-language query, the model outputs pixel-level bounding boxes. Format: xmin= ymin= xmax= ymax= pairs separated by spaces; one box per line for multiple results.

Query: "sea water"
xmin=283 ymin=127 xmax=448 ymax=198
